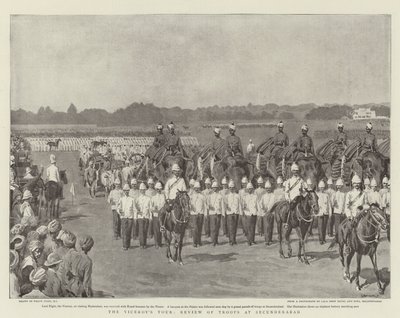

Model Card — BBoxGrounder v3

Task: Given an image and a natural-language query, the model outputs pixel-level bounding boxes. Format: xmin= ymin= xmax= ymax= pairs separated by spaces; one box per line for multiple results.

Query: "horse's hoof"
xmin=179 ymin=262 xmax=184 ymax=266
xmin=298 ymin=257 xmax=303 ymax=263
xmin=378 ymin=288 xmax=384 ymax=295
xmin=168 ymin=258 xmax=174 ymax=263
xmin=304 ymin=259 xmax=310 ymax=265
xmin=279 ymin=254 xmax=285 ymax=259
xmin=356 ymin=285 xmax=361 ymax=291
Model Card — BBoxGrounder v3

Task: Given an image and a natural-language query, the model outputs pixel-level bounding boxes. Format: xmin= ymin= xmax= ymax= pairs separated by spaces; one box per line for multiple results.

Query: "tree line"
xmin=11 ymin=102 xmax=390 ymax=126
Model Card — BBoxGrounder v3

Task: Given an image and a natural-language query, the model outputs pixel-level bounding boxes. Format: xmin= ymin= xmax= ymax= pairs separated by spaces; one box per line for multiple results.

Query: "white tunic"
xmin=259 ymin=192 xmax=276 ymax=216
xmin=136 ymin=194 xmax=151 ymax=219
xmin=332 ymin=190 xmax=346 ymax=215
xmin=150 ymin=193 xmax=166 ymax=217
xmin=46 ymin=164 xmax=60 ymax=183
xmin=285 ymin=176 xmax=307 ymax=202
xmin=242 ymin=193 xmax=258 ymax=216
xmin=164 ymin=176 xmax=187 ymax=200
xmin=190 ymin=192 xmax=207 ymax=215
xmin=344 ymin=189 xmax=366 ymax=218
xmin=207 ymin=192 xmax=225 ymax=215
xmin=316 ymin=191 xmax=331 ymax=216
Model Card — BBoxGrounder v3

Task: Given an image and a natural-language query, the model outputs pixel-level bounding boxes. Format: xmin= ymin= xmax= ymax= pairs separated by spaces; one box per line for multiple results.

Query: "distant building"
xmin=352 ymin=108 xmax=376 ymax=120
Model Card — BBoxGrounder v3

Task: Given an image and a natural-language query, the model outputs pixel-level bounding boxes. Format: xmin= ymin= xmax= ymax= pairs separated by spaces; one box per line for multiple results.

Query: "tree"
xmin=67 ymin=103 xmax=78 ymax=114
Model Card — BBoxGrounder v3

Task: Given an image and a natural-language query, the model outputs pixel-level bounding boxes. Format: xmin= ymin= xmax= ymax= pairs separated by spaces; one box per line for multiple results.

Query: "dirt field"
xmin=31 ymin=151 xmax=391 ymax=298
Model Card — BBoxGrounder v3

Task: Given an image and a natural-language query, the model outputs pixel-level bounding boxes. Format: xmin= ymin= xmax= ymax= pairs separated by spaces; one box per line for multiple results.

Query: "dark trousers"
xmin=256 ymin=215 xmax=264 ymax=235
xmin=203 ymin=216 xmax=210 ymax=237
xmin=132 ymin=219 xmax=139 ymax=239
xmin=191 ymin=214 xmax=204 ymax=245
xmin=152 ymin=216 xmax=162 ymax=247
xmin=121 ymin=218 xmax=133 ymax=249
xmin=238 ymin=215 xmax=247 ymax=235
xmin=245 ymin=215 xmax=257 ymax=244
xmin=333 ymin=213 xmax=345 ymax=242
xmin=328 ymin=213 xmax=335 ymax=236
xmin=112 ymin=210 xmax=121 ymax=239
xmin=317 ymin=215 xmax=328 ymax=242
xmin=221 ymin=215 xmax=228 ymax=236
xmin=148 ymin=219 xmax=154 ymax=238
xmin=227 ymin=214 xmax=238 ymax=244
xmin=138 ymin=219 xmax=149 ymax=247
xmin=209 ymin=214 xmax=221 ymax=245
xmin=263 ymin=213 xmax=274 ymax=243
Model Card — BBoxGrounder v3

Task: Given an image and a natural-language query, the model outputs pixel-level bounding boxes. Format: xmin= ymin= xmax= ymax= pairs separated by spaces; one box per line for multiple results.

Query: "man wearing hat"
xmin=121 ymin=159 xmax=132 ymax=185
xmin=207 ymin=181 xmax=225 ymax=246
xmin=44 ymin=220 xmax=62 ymax=258
xmin=379 ymin=177 xmax=389 ymax=197
xmin=22 ymin=268 xmax=49 ymax=298
xmin=190 ymin=182 xmax=207 ymax=247
xmin=165 ymin=122 xmax=183 ymax=156
xmin=107 ymin=178 xmax=123 ymax=240
xmin=23 ymin=166 xmax=35 ymax=180
xmin=364 ymin=178 xmax=372 ymax=193
xmin=202 ymin=178 xmax=212 ymax=237
xmin=331 ymin=178 xmax=346 ymax=243
xmin=381 ymin=180 xmax=391 ymax=241
xmin=46 ymin=154 xmax=64 ymax=199
xmin=129 ymin=179 xmax=140 ymax=238
xmin=241 ymin=182 xmax=259 ymax=246
xmin=147 ymin=124 xmax=167 ymax=164
xmin=225 ymin=122 xmax=244 ymax=160
xmin=118 ymin=184 xmax=135 ymax=250
xmin=225 ymin=180 xmax=241 ymax=245
xmin=43 ymin=253 xmax=63 ymax=297
xmin=211 ymin=127 xmax=226 ymax=162
xmin=238 ymin=176 xmax=249 ymax=236
xmin=247 ymin=139 xmax=255 ymax=156
xmin=343 ymin=174 xmax=367 ymax=253
xmin=255 ymin=176 xmax=266 ymax=236
xmin=77 ymin=235 xmax=94 ymax=297
xmin=259 ymin=180 xmax=276 ymax=245
xmin=20 ymin=190 xmax=34 ymax=222
xmin=332 ymin=123 xmax=348 ymax=160
xmin=274 ymin=176 xmax=286 ymax=202
xmin=367 ymin=178 xmax=382 ymax=207
xmin=285 ymin=163 xmax=308 ymax=227
xmin=292 ymin=124 xmax=314 ymax=158
xmin=219 ymin=177 xmax=229 ymax=237
xmin=21 ymin=240 xmax=44 ymax=293
xmin=84 ymin=160 xmax=97 ymax=198
xmin=316 ymin=180 xmax=331 ymax=244
xmin=150 ymin=182 xmax=166 ymax=248
xmin=325 ymin=178 xmax=335 ymax=237
xmin=136 ymin=183 xmax=152 ymax=249
xmin=360 ymin=122 xmax=377 ymax=153
xmin=271 ymin=121 xmax=289 ymax=159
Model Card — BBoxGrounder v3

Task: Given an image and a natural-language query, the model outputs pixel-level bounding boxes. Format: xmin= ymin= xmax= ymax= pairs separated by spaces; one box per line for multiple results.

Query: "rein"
xmin=356 ymin=210 xmax=385 ymax=244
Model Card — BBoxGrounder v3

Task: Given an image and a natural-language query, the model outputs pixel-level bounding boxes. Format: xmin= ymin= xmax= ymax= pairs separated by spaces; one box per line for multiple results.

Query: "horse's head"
xmin=174 ymin=190 xmax=191 ymax=223
xmin=304 ymin=189 xmax=320 ymax=216
xmin=59 ymin=170 xmax=68 ymax=184
xmin=368 ymin=203 xmax=389 ymax=231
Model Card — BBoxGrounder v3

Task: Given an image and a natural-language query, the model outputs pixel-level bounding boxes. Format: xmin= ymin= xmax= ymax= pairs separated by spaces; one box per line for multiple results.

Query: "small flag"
xmin=70 ymin=183 xmax=75 ymax=197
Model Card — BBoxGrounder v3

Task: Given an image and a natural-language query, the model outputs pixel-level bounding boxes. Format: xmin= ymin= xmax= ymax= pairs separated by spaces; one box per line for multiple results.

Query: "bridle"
xmin=172 ymin=191 xmax=190 ymax=225
xmin=356 ymin=207 xmax=387 ymax=244
xmin=295 ymin=191 xmax=317 ymax=223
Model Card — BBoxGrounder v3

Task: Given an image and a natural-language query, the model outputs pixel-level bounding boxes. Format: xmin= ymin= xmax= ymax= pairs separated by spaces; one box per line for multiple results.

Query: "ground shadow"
xmin=60 ymin=214 xmax=90 ymax=222
xmin=186 ymin=252 xmax=238 ymax=263
xmin=306 ymin=249 xmax=340 ymax=261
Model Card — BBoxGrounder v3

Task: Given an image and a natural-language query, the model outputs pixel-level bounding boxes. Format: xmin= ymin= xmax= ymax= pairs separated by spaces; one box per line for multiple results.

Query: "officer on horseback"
xmin=343 ymin=174 xmax=367 ymax=254
xmin=292 ymin=124 xmax=314 ymax=158
xmin=46 ymin=154 xmax=64 ymax=200
xmin=225 ymin=123 xmax=243 ymax=158
xmin=211 ymin=127 xmax=225 ymax=161
xmin=147 ymin=124 xmax=167 ymax=164
xmin=284 ymin=163 xmax=308 ymax=228
xmin=161 ymin=163 xmax=187 ymax=231
xmin=165 ymin=122 xmax=183 ymax=156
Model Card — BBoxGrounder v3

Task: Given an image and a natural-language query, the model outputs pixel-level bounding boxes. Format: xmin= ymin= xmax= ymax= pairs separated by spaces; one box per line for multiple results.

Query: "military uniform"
xmin=220 ymin=188 xmax=229 ymax=236
xmin=333 ymin=131 xmax=348 ymax=153
xmin=118 ymin=195 xmax=135 ymax=249
xmin=212 ymin=136 xmax=226 ymax=161
xmin=150 ymin=193 xmax=166 ymax=247
xmin=316 ymin=190 xmax=331 ymax=243
xmin=225 ymin=135 xmax=243 ymax=157
xmin=202 ymin=188 xmax=212 ymax=237
xmin=272 ymin=131 xmax=289 ymax=157
xmin=225 ymin=192 xmax=242 ymax=244
xmin=207 ymin=191 xmax=225 ymax=245
xmin=259 ymin=191 xmax=276 ymax=244
xmin=190 ymin=191 xmax=207 ymax=246
xmin=255 ymin=187 xmax=266 ymax=235
xmin=367 ymin=190 xmax=382 ymax=207
xmin=107 ymin=188 xmax=124 ymax=239
xmin=361 ymin=132 xmax=377 ymax=152
xmin=241 ymin=192 xmax=258 ymax=245
xmin=136 ymin=194 xmax=152 ymax=248
xmin=332 ymin=189 xmax=346 ymax=242
xmin=165 ymin=133 xmax=182 ymax=156
xmin=293 ymin=135 xmax=314 ymax=156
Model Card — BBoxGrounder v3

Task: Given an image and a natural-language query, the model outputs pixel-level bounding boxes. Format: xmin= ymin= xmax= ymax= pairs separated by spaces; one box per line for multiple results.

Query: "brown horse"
xmin=159 ymin=191 xmax=191 ymax=265
xmin=271 ymin=190 xmax=319 ymax=264
xmin=45 ymin=170 xmax=68 ymax=220
xmin=336 ymin=204 xmax=388 ymax=294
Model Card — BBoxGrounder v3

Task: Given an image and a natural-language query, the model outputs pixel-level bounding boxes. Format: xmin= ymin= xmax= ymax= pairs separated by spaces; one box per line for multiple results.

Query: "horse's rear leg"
xmin=277 ymin=220 xmax=284 ymax=258
xmin=178 ymin=233 xmax=184 ymax=266
xmin=370 ymin=250 xmax=384 ymax=294
xmin=344 ymin=250 xmax=354 ymax=283
xmin=285 ymin=226 xmax=292 ymax=258
xmin=355 ymin=253 xmax=362 ymax=291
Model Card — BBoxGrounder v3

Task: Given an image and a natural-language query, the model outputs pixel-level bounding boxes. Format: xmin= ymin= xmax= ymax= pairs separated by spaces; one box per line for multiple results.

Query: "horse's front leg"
xmin=277 ymin=220 xmax=284 ymax=258
xmin=295 ymin=227 xmax=303 ymax=263
xmin=285 ymin=225 xmax=292 ymax=258
xmin=355 ymin=253 xmax=362 ymax=291
xmin=178 ymin=232 xmax=185 ymax=266
xmin=302 ymin=223 xmax=311 ymax=265
xmin=344 ymin=250 xmax=354 ymax=283
xmin=370 ymin=250 xmax=384 ymax=294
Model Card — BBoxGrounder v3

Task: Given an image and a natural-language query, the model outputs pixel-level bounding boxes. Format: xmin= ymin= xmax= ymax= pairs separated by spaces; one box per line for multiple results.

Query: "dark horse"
xmin=271 ymin=190 xmax=319 ymax=264
xmin=46 ymin=170 xmax=68 ymax=220
xmin=336 ymin=204 xmax=388 ymax=294
xmin=47 ymin=138 xmax=62 ymax=151
xmin=159 ymin=191 xmax=191 ymax=266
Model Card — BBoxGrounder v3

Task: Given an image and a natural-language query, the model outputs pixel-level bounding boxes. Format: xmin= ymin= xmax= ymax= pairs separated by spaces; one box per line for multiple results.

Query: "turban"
xmin=10 ymin=250 xmax=19 ymax=271
xmin=10 ymin=235 xmax=26 ymax=251
xmin=47 ymin=219 xmax=62 ymax=233
xmin=36 ymin=225 xmax=48 ymax=238
xmin=28 ymin=240 xmax=44 ymax=252
xmin=26 ymin=231 xmax=40 ymax=243
xmin=79 ymin=235 xmax=94 ymax=253
xmin=10 ymin=224 xmax=26 ymax=236
xmin=62 ymin=231 xmax=77 ymax=248
xmin=30 ymin=268 xmax=48 ymax=286
xmin=44 ymin=253 xmax=63 ymax=267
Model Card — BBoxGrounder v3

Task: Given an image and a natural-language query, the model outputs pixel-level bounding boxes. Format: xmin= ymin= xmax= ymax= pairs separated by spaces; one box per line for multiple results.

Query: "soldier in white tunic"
xmin=367 ymin=178 xmax=382 ymax=207
xmin=241 ymin=183 xmax=259 ymax=246
xmin=150 ymin=182 xmax=165 ymax=248
xmin=316 ymin=180 xmax=331 ymax=244
xmin=225 ymin=180 xmax=242 ymax=245
xmin=259 ymin=180 xmax=276 ymax=245
xmin=255 ymin=176 xmax=266 ymax=236
xmin=190 ymin=182 xmax=207 ymax=247
xmin=202 ymin=178 xmax=212 ymax=237
xmin=136 ymin=183 xmax=152 ymax=249
xmin=331 ymin=178 xmax=346 ymax=243
xmin=208 ymin=181 xmax=225 ymax=246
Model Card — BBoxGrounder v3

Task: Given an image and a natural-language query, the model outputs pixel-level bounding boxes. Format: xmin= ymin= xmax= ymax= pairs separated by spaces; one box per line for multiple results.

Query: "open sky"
xmin=11 ymin=15 xmax=390 ymax=112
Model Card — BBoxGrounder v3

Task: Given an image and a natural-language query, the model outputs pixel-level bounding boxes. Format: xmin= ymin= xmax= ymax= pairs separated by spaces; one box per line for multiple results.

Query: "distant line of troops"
xmin=9 ymin=219 xmax=94 ymax=298
xmin=107 ymin=167 xmax=391 ymax=250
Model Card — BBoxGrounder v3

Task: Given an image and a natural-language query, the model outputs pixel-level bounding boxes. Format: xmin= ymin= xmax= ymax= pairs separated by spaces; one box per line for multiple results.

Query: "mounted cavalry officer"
xmin=343 ymin=174 xmax=367 ymax=254
xmin=225 ymin=123 xmax=244 ymax=165
xmin=46 ymin=154 xmax=64 ymax=200
xmin=284 ymin=163 xmax=308 ymax=228
xmin=292 ymin=124 xmax=315 ymax=158
xmin=271 ymin=121 xmax=289 ymax=158
xmin=146 ymin=124 xmax=167 ymax=165
xmin=211 ymin=127 xmax=225 ymax=162
xmin=161 ymin=163 xmax=187 ymax=231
